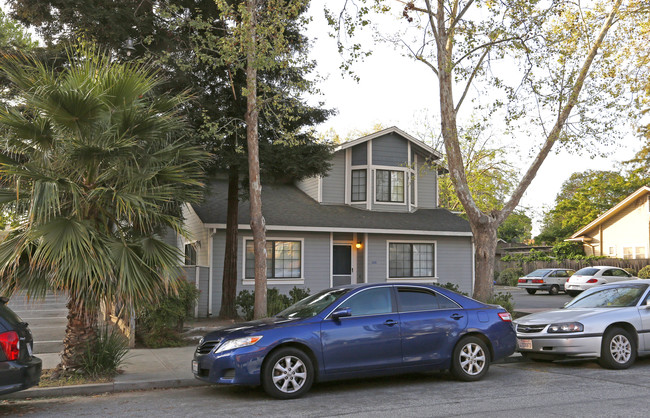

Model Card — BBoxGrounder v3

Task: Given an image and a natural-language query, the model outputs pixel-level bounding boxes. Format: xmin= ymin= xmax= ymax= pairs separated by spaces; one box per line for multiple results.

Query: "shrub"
xmin=552 ymin=241 xmax=584 ymax=259
xmin=497 ymin=267 xmax=523 ymax=287
xmin=487 ymin=291 xmax=515 ymax=314
xmin=236 ymin=287 xmax=312 ymax=320
xmin=638 ymin=266 xmax=650 ymax=279
xmin=137 ymin=278 xmax=199 ymax=348
xmin=435 ymin=282 xmax=469 ymax=296
xmin=80 ymin=325 xmax=129 ymax=377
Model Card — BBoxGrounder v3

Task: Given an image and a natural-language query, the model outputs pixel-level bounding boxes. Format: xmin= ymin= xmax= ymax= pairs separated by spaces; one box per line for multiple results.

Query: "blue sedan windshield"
xmin=566 ymin=285 xmax=648 ymax=308
xmin=276 ymin=288 xmax=350 ymax=319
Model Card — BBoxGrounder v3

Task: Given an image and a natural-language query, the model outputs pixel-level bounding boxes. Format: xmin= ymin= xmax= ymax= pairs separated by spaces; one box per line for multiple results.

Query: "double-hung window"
xmin=389 ymin=242 xmax=435 ymax=278
xmin=184 ymin=244 xmax=197 ymax=265
xmin=351 ymin=169 xmax=367 ymax=202
xmin=376 ymin=170 xmax=404 ymax=203
xmin=245 ymin=240 xmax=302 ymax=279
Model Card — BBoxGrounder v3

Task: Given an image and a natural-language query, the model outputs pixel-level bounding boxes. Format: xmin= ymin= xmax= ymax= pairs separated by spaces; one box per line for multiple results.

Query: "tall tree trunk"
xmin=471 ymin=221 xmax=498 ymax=302
xmin=219 ymin=166 xmax=240 ymax=319
xmin=245 ymin=0 xmax=267 ymax=320
xmin=59 ymin=297 xmax=97 ymax=371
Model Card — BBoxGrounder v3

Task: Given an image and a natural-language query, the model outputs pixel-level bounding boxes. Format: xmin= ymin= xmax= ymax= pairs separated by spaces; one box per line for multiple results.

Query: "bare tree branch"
xmin=455 ymin=47 xmax=488 ymax=112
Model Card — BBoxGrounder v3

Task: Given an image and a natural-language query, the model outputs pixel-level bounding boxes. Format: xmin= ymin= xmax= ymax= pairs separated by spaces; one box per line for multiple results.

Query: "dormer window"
xmin=351 ymin=169 xmax=367 ymax=202
xmin=376 ymin=170 xmax=404 ymax=203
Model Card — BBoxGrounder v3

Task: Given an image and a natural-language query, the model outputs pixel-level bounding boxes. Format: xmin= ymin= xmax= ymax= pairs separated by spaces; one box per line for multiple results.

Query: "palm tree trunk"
xmin=59 ymin=297 xmax=97 ymax=370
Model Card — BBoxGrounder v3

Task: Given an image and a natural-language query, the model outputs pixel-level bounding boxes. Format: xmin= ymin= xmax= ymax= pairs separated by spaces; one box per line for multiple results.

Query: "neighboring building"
xmin=567 ymin=186 xmax=650 ymax=258
xmin=175 ymin=127 xmax=474 ymax=317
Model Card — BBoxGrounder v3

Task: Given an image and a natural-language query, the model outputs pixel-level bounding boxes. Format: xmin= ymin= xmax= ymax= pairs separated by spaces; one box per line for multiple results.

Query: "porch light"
xmin=356 ymin=242 xmax=362 ymax=249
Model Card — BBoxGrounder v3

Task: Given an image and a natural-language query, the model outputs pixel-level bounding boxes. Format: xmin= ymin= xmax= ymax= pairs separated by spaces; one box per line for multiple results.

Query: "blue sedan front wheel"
xmin=451 ymin=336 xmax=490 ymax=381
xmin=262 ymin=347 xmax=314 ymax=399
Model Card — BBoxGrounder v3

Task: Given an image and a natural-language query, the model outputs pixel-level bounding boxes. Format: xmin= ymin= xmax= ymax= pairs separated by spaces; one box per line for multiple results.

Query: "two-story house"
xmin=176 ymin=127 xmax=474 ymax=317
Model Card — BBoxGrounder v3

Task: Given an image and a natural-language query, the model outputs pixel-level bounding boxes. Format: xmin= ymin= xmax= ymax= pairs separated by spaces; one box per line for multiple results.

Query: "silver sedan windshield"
xmin=566 ymin=285 xmax=648 ymax=309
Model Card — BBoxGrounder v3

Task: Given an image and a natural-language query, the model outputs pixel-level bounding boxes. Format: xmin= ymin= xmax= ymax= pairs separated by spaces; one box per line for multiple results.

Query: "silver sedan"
xmin=514 ymin=280 xmax=650 ymax=369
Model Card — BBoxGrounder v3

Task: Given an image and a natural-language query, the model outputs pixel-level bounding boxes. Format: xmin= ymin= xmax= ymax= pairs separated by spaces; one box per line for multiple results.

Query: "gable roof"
xmin=570 ymin=186 xmax=650 ymax=239
xmin=192 ymin=180 xmax=471 ymax=236
xmin=334 ymin=126 xmax=443 ymax=161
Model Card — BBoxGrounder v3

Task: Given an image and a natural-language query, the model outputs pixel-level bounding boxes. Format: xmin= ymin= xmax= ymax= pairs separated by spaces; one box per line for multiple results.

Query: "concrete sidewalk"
xmin=3 ymin=345 xmax=208 ymax=400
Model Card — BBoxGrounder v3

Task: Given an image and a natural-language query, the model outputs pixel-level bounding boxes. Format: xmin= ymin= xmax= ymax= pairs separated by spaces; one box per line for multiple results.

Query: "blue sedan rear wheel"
xmin=262 ymin=347 xmax=314 ymax=399
xmin=451 ymin=336 xmax=490 ymax=381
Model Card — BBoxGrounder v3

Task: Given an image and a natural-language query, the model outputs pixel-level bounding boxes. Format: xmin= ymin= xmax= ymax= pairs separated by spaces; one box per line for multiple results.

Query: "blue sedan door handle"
xmin=450 ymin=313 xmax=464 ymax=320
xmin=384 ymin=319 xmax=398 ymax=327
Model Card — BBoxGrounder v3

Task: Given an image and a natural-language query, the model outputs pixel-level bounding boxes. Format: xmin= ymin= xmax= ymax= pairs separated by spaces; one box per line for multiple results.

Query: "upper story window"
xmin=351 ymin=169 xmax=367 ymax=202
xmin=184 ymin=244 xmax=197 ymax=265
xmin=376 ymin=170 xmax=404 ymax=203
xmin=245 ymin=240 xmax=302 ymax=279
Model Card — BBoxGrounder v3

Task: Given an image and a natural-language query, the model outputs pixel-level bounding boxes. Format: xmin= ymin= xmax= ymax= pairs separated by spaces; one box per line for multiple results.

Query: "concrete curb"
xmin=2 ymin=378 xmax=208 ymax=400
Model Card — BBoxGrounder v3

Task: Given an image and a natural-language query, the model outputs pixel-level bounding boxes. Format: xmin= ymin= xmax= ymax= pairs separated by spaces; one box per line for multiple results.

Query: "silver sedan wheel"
xmin=459 ymin=342 xmax=486 ymax=376
xmin=271 ymin=355 xmax=307 ymax=394
xmin=609 ymin=334 xmax=632 ymax=364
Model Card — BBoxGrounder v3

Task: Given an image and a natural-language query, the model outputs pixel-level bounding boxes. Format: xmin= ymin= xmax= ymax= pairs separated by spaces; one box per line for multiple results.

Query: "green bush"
xmin=552 ymin=241 xmax=584 ymax=259
xmin=137 ymin=278 xmax=199 ymax=348
xmin=80 ymin=325 xmax=129 ymax=378
xmin=435 ymin=282 xmax=469 ymax=296
xmin=497 ymin=267 xmax=523 ymax=287
xmin=638 ymin=266 xmax=650 ymax=279
xmin=624 ymin=268 xmax=637 ymax=276
xmin=487 ymin=291 xmax=515 ymax=314
xmin=236 ymin=287 xmax=311 ymax=320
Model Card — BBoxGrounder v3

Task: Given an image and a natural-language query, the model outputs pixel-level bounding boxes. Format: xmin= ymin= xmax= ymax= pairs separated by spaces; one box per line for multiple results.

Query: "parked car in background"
xmin=0 ymin=297 xmax=42 ymax=396
xmin=517 ymin=268 xmax=575 ymax=295
xmin=192 ymin=283 xmax=516 ymax=399
xmin=564 ymin=266 xmax=636 ymax=296
xmin=515 ymin=280 xmax=650 ymax=369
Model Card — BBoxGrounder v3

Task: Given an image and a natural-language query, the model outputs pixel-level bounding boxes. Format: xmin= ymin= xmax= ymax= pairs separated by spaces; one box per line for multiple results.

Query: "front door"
xmin=332 ymin=245 xmax=352 ymax=286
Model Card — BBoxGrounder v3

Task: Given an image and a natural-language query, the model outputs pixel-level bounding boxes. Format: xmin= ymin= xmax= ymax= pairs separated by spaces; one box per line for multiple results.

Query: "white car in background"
xmin=565 ymin=266 xmax=636 ymax=297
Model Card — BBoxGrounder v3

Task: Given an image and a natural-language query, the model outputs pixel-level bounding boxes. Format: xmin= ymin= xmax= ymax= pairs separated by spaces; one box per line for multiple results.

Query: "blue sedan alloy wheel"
xmin=598 ymin=327 xmax=636 ymax=370
xmin=451 ymin=336 xmax=490 ymax=381
xmin=262 ymin=347 xmax=314 ymax=399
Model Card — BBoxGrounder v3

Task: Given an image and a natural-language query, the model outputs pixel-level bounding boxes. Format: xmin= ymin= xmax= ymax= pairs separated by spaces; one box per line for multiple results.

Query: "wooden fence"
xmin=495 ymin=258 xmax=650 ymax=276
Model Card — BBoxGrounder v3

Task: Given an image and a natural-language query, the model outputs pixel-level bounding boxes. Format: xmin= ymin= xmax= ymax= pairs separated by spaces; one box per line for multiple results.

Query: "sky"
xmin=304 ymin=0 xmax=642 ymax=234
xmin=0 ymin=0 xmax=642 ymax=234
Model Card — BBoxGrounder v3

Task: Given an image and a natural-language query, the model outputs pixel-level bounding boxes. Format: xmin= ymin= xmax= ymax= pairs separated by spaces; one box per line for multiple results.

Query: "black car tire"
xmin=567 ymin=290 xmax=580 ymax=297
xmin=598 ymin=327 xmax=636 ymax=370
xmin=526 ymin=289 xmax=537 ymax=295
xmin=549 ymin=285 xmax=560 ymax=296
xmin=262 ymin=347 xmax=314 ymax=399
xmin=451 ymin=336 xmax=490 ymax=382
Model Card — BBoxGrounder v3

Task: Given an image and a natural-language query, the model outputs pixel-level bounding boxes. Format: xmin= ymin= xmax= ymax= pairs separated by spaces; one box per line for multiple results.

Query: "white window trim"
xmin=385 ymin=239 xmax=438 ymax=280
xmin=373 ymin=166 xmax=409 ymax=206
xmin=241 ymin=236 xmax=305 ymax=285
xmin=410 ymin=154 xmax=418 ymax=210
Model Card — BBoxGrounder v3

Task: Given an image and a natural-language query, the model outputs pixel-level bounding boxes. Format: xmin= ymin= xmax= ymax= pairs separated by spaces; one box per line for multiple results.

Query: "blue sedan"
xmin=192 ymin=283 xmax=516 ymax=399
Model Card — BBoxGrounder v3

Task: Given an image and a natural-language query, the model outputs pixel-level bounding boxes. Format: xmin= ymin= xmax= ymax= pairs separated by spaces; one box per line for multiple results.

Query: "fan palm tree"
xmin=0 ymin=47 xmax=208 ymax=370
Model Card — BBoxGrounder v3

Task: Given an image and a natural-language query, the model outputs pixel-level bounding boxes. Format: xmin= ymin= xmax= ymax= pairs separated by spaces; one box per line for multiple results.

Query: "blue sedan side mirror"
xmin=331 ymin=307 xmax=351 ymax=320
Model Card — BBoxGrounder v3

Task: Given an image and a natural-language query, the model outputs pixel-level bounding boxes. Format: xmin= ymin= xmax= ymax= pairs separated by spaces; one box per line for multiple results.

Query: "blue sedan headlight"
xmin=547 ymin=322 xmax=583 ymax=333
xmin=215 ymin=336 xmax=263 ymax=353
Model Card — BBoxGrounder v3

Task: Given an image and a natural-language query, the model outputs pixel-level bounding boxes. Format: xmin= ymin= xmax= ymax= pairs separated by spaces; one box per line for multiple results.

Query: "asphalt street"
xmin=3 ymin=357 xmax=650 ymax=417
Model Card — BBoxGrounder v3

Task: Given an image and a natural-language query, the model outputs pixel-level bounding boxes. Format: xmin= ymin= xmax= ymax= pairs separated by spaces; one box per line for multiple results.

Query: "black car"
xmin=0 ymin=296 xmax=42 ymax=396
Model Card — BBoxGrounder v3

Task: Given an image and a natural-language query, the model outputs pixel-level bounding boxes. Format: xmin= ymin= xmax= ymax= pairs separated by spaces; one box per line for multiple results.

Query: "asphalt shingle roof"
xmin=192 ymin=180 xmax=471 ymax=234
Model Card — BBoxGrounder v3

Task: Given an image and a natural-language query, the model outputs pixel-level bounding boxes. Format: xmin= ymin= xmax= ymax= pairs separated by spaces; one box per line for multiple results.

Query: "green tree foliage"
xmin=0 ymin=47 xmax=208 ymax=370
xmin=536 ymin=170 xmax=646 ymax=243
xmin=552 ymin=241 xmax=585 ymax=259
xmin=498 ymin=211 xmax=532 ymax=244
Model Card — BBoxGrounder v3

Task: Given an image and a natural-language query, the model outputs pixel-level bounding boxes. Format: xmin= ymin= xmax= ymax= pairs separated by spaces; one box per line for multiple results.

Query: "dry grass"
xmin=38 ymin=369 xmax=113 ymax=388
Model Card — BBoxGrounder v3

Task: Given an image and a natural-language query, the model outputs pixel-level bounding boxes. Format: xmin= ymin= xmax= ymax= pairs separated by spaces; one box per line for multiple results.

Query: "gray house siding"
xmin=321 ymin=151 xmax=346 ymax=204
xmin=209 ymin=230 xmax=332 ymax=315
xmin=416 ymin=158 xmax=437 ymax=209
xmin=372 ymin=134 xmax=408 ymax=166
xmin=296 ymin=176 xmax=319 ymax=201
xmin=351 ymin=143 xmax=367 ymax=165
xmin=365 ymin=233 xmax=473 ymax=294
xmin=182 ymin=266 xmax=210 ymax=317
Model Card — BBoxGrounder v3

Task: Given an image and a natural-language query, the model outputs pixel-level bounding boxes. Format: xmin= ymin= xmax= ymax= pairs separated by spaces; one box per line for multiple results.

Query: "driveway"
xmin=7 ymin=292 xmax=67 ymax=354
